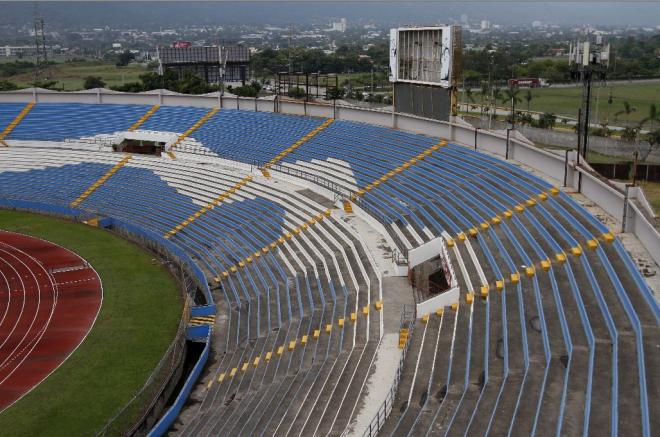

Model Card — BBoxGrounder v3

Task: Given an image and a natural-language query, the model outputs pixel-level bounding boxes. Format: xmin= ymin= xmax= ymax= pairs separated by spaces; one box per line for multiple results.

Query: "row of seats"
xmin=0 ymin=147 xmax=382 ymax=436
xmin=0 ymin=103 xmax=657 ymax=436
xmin=6 ymin=103 xmax=149 ymax=141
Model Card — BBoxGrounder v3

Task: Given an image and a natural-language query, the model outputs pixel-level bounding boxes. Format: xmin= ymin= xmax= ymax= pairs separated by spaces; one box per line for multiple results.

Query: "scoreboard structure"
xmin=389 ymin=26 xmax=461 ymax=121
xmin=158 ymin=44 xmax=250 ymax=85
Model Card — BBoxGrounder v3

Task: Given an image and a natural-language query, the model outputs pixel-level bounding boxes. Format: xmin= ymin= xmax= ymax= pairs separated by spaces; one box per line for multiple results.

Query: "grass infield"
xmin=0 ymin=210 xmax=182 ymax=436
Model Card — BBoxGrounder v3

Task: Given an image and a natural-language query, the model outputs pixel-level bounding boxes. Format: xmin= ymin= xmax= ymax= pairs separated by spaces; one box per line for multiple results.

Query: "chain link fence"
xmin=95 ymin=308 xmax=188 ymax=436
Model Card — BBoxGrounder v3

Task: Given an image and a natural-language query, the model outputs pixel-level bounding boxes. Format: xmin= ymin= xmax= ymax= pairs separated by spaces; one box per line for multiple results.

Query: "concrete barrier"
xmin=148 ymin=326 xmax=211 ymax=437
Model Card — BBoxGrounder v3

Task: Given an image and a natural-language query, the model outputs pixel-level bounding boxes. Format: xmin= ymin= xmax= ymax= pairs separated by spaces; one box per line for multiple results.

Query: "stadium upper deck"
xmin=0 ymin=101 xmax=656 ymax=436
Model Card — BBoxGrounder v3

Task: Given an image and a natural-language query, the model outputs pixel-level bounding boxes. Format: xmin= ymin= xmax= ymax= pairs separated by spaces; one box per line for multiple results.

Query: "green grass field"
xmin=461 ymin=82 xmax=660 ymax=127
xmin=6 ymin=59 xmax=149 ymax=91
xmin=0 ymin=210 xmax=182 ymax=436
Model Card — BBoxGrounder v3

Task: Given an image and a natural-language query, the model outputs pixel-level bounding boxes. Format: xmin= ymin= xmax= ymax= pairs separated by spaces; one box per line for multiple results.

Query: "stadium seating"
xmin=0 ymin=102 xmax=657 ymax=436
xmin=139 ymin=105 xmax=210 ymax=133
xmin=0 ymin=103 xmax=27 ymax=132
xmin=7 ymin=103 xmax=149 ymax=141
xmin=0 ymin=146 xmax=382 ymax=436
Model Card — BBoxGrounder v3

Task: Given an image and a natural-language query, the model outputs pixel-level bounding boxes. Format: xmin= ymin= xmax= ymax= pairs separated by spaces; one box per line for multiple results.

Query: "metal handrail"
xmin=361 ymin=306 xmax=416 ymax=437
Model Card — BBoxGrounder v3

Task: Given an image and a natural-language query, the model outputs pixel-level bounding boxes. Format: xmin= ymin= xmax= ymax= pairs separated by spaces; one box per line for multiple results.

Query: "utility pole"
xmin=371 ymin=65 xmax=375 ymax=93
xmin=288 ymin=24 xmax=293 ymax=75
xmin=487 ymin=53 xmax=494 ymax=130
xmin=569 ymin=34 xmax=611 ymax=164
xmin=32 ymin=5 xmax=48 ymax=84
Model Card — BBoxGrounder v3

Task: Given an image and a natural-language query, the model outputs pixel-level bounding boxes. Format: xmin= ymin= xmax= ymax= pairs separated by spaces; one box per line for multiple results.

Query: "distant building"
xmin=173 ymin=41 xmax=192 ymax=49
xmin=157 ymin=44 xmax=250 ymax=84
xmin=460 ymin=14 xmax=468 ymax=25
xmin=545 ymin=48 xmax=567 ymax=57
xmin=480 ymin=20 xmax=491 ymax=31
xmin=332 ymin=18 xmax=347 ymax=33
xmin=0 ymin=45 xmax=52 ymax=58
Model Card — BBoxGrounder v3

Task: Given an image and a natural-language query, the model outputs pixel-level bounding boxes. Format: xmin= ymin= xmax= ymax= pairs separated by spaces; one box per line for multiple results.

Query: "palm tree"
xmin=492 ymin=87 xmax=503 ymax=106
xmin=640 ymin=103 xmax=659 ymax=131
xmin=606 ymin=89 xmax=614 ymax=122
xmin=621 ymin=126 xmax=638 ymax=142
xmin=539 ymin=113 xmax=557 ymax=130
xmin=599 ymin=121 xmax=611 ymax=138
xmin=464 ymin=88 xmax=475 ymax=114
xmin=504 ymin=87 xmax=522 ymax=126
xmin=480 ymin=82 xmax=489 ymax=115
xmin=615 ymin=101 xmax=637 ymax=126
xmin=524 ymin=89 xmax=533 ymax=111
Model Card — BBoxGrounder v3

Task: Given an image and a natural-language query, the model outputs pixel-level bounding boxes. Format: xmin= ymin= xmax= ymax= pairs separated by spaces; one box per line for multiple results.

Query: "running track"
xmin=0 ymin=231 xmax=102 ymax=412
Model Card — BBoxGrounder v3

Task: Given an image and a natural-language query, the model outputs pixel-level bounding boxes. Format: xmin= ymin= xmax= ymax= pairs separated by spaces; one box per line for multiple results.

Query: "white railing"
xmin=361 ymin=306 xmax=416 ymax=437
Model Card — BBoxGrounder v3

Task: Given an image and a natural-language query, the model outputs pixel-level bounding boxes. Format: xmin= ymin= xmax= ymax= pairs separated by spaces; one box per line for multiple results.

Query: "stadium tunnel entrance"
xmin=115 ymin=138 xmax=167 ymax=156
xmin=410 ymin=256 xmax=451 ymax=302
xmin=110 ymin=130 xmax=179 ymax=157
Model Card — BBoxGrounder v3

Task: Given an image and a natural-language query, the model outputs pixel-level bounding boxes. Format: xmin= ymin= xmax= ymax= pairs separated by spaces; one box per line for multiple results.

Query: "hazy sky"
xmin=2 ymin=2 xmax=660 ymax=27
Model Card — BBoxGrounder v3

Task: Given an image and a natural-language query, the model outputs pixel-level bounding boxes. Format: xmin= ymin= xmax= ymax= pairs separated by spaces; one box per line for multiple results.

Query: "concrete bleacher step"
xmin=203 ymin=333 xmax=280 ymax=433
xmin=238 ymin=319 xmax=310 ymax=434
xmin=496 ymin=220 xmax=569 ymax=434
xmin=391 ymin=314 xmax=442 ymax=434
xmin=288 ymin=346 xmax=352 ymax=434
xmin=284 ymin=334 xmax=346 ymax=435
xmin=443 ymin=305 xmax=487 ymax=434
xmin=377 ymin=319 xmax=428 ymax=435
xmin=213 ymin=328 xmax=322 ymax=435
xmin=301 ymin=344 xmax=365 ymax=436
xmin=271 ymin=335 xmax=338 ymax=434
xmin=327 ymin=340 xmax=380 ymax=435
xmin=440 ymin=230 xmax=498 ymax=435
xmin=408 ymin=307 xmax=454 ymax=435
xmin=212 ymin=324 xmax=293 ymax=433
xmin=225 ymin=327 xmax=299 ymax=435
xmin=507 ymin=357 xmax=548 ymax=436
xmin=425 ymin=294 xmax=471 ymax=433
xmin=275 ymin=333 xmax=340 ymax=435
xmin=188 ymin=347 xmax=247 ymax=435
xmin=461 ymin=238 xmax=506 ymax=435
xmin=253 ymin=351 xmax=320 ymax=434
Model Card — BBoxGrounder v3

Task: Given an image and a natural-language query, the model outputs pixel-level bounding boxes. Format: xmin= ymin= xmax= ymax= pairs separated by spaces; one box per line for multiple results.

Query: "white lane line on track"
xmin=0 ymin=268 xmax=11 ymax=329
xmin=0 ymin=231 xmax=102 ymax=415
xmin=0 ymin=243 xmax=57 ymax=384
xmin=0 ymin=251 xmax=27 ymax=356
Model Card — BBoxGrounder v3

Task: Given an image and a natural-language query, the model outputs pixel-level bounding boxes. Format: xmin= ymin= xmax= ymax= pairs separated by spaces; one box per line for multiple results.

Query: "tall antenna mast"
xmin=32 ymin=3 xmax=48 ymax=83
xmin=568 ymin=31 xmax=611 ymax=166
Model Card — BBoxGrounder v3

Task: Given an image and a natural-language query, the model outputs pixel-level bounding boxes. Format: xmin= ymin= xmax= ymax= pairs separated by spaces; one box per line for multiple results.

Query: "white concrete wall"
xmin=408 ymin=237 xmax=443 ymax=267
xmin=416 ymin=286 xmax=459 ymax=317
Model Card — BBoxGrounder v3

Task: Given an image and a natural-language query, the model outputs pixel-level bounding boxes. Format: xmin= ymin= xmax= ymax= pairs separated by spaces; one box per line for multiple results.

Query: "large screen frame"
xmin=389 ymin=26 xmax=459 ymax=88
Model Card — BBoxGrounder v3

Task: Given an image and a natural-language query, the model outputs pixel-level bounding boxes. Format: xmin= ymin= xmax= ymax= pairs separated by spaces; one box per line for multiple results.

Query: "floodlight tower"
xmin=568 ymin=33 xmax=611 ymax=165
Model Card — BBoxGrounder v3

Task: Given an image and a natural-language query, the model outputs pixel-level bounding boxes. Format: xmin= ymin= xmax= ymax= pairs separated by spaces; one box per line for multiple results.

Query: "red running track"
xmin=0 ymin=231 xmax=102 ymax=412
